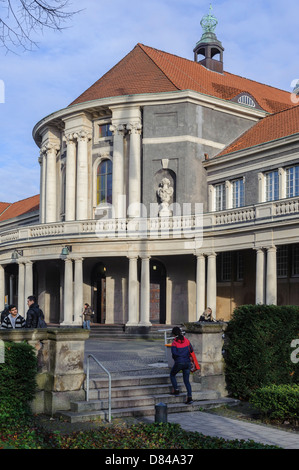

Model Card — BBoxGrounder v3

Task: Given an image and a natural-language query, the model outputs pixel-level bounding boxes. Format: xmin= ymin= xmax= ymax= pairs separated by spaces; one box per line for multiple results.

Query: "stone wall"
xmin=0 ymin=328 xmax=89 ymax=415
xmin=184 ymin=321 xmax=228 ymax=396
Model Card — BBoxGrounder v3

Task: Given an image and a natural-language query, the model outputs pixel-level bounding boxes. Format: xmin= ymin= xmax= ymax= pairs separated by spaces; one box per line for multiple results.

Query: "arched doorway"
xmin=150 ymin=260 xmax=166 ymax=324
xmin=91 ymin=263 xmax=106 ymax=323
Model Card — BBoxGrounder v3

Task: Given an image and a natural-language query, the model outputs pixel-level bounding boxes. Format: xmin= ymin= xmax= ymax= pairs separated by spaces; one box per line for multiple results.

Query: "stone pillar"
xmin=196 ymin=254 xmax=206 ymax=320
xmin=139 ymin=256 xmax=151 ymax=326
xmin=24 ymin=261 xmax=33 ymax=309
xmin=9 ymin=275 xmax=14 ymax=304
xmin=110 ymin=124 xmax=125 ymax=219
xmin=65 ymin=133 xmax=77 ymax=222
xmin=62 ymin=258 xmax=73 ymax=325
xmin=18 ymin=262 xmax=25 ymax=317
xmin=76 ymin=131 xmax=91 ymax=220
xmin=255 ymin=248 xmax=265 ymax=304
xmin=74 ymin=258 xmax=83 ymax=325
xmin=207 ymin=253 xmax=217 ymax=318
xmin=126 ymin=256 xmax=139 ymax=326
xmin=266 ymin=246 xmax=277 ymax=305
xmin=0 ymin=265 xmax=5 ymax=311
xmin=38 ymin=152 xmax=46 ymax=224
xmin=127 ymin=121 xmax=142 ymax=218
xmin=44 ymin=142 xmax=59 ymax=223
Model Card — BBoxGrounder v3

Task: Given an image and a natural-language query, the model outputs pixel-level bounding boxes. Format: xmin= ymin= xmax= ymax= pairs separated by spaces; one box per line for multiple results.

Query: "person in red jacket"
xmin=170 ymin=326 xmax=193 ymax=404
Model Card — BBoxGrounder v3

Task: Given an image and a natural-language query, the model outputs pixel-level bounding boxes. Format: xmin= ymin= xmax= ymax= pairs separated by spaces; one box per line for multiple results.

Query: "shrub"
xmin=249 ymin=384 xmax=299 ymax=422
xmin=0 ymin=341 xmax=37 ymax=423
xmin=224 ymin=304 xmax=299 ymax=399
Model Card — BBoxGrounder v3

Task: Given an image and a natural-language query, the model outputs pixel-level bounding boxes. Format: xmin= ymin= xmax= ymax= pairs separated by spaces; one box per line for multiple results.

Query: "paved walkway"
xmin=85 ymin=336 xmax=299 ymax=449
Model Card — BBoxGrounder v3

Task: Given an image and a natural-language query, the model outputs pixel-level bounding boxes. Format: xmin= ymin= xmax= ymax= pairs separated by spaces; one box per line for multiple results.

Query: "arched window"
xmin=97 ymin=160 xmax=112 ymax=205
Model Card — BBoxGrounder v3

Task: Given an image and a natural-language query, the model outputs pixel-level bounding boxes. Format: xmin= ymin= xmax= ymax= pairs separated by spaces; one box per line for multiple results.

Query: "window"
xmin=217 ymin=252 xmax=232 ymax=281
xmin=232 ymin=178 xmax=244 ymax=208
xmin=292 ymin=245 xmax=299 ymax=276
xmin=215 ymin=183 xmax=226 ymax=211
xmin=237 ymin=95 xmax=256 ymax=107
xmin=97 ymin=160 xmax=112 ymax=205
xmin=265 ymin=170 xmax=279 ymax=201
xmin=99 ymin=124 xmax=112 ymax=138
xmin=277 ymin=246 xmax=288 ymax=278
xmin=286 ymin=165 xmax=299 ymax=198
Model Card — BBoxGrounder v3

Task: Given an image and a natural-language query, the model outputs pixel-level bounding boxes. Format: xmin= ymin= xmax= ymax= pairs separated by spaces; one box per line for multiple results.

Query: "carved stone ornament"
xmin=157 ymin=177 xmax=173 ymax=216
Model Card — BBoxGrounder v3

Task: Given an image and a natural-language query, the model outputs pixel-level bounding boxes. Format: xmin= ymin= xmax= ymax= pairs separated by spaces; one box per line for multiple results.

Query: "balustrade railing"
xmin=1 ymin=197 xmax=299 ymax=245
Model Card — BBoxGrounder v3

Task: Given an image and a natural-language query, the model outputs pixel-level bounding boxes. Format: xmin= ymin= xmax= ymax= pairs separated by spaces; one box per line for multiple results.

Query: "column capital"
xmin=127 ymin=122 xmax=142 ymax=135
xmin=41 ymin=141 xmax=60 ymax=155
xmin=64 ymin=132 xmax=77 ymax=144
xmin=74 ymin=130 xmax=92 ymax=142
xmin=110 ymin=123 xmax=126 ymax=135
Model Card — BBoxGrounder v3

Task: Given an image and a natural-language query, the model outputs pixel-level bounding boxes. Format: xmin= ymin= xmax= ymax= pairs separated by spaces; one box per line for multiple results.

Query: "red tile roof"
xmin=0 ymin=195 xmax=39 ymax=222
xmin=217 ymin=105 xmax=299 ymax=156
xmin=70 ymin=43 xmax=293 ymax=114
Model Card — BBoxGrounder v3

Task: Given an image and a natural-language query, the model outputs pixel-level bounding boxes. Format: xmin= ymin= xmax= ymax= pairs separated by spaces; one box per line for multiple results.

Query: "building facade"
xmin=1 ymin=12 xmax=299 ymax=327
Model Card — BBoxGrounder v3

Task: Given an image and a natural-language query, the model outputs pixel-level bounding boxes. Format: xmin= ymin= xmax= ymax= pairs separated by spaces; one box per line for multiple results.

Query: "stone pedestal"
xmin=0 ymin=328 xmax=89 ymax=415
xmin=184 ymin=322 xmax=228 ymax=396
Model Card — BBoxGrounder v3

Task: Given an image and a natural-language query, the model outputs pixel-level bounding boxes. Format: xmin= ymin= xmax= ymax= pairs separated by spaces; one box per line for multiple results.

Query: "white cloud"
xmin=0 ymin=0 xmax=298 ymax=202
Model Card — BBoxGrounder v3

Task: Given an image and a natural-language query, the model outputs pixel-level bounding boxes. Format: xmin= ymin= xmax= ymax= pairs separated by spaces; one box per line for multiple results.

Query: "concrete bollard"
xmin=155 ymin=402 xmax=168 ymax=423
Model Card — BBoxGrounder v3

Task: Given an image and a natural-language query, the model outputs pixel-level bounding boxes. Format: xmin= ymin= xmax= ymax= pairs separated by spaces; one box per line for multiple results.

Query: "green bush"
xmin=0 ymin=341 xmax=38 ymax=423
xmin=249 ymin=384 xmax=299 ymax=422
xmin=224 ymin=304 xmax=299 ymax=399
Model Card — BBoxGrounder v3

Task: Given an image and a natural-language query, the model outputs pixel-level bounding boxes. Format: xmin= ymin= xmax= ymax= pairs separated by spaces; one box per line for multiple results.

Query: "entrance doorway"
xmin=91 ymin=263 xmax=106 ymax=323
xmin=150 ymin=260 xmax=166 ymax=324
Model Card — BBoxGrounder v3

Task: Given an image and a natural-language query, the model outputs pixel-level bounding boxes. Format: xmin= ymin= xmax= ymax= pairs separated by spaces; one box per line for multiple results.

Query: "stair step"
xmin=87 ymin=373 xmax=198 ymax=389
xmin=57 ymin=397 xmax=239 ymax=423
xmin=71 ymin=390 xmax=218 ymax=412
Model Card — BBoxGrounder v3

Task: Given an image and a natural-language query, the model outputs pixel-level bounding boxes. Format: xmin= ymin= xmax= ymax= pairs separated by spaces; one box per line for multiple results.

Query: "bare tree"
xmin=0 ymin=0 xmax=80 ymax=53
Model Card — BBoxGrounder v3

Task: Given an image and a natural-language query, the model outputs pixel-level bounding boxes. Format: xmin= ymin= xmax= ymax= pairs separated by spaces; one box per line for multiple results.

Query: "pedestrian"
xmin=1 ymin=305 xmax=9 ymax=323
xmin=170 ymin=326 xmax=194 ymax=405
xmin=0 ymin=304 xmax=26 ymax=329
xmin=25 ymin=295 xmax=46 ymax=328
xmin=82 ymin=303 xmax=93 ymax=330
xmin=199 ymin=307 xmax=214 ymax=322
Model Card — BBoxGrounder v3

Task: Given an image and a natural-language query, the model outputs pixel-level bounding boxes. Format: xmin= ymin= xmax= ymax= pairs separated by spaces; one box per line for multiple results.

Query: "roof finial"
xmin=200 ymin=4 xmax=218 ymax=33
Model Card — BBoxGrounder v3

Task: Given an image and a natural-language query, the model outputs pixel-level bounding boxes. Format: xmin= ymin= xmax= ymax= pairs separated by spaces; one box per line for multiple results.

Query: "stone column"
xmin=127 ymin=121 xmax=142 ymax=218
xmin=24 ymin=261 xmax=33 ymax=309
xmin=44 ymin=142 xmax=60 ymax=223
xmin=196 ymin=254 xmax=206 ymax=320
xmin=255 ymin=248 xmax=265 ymax=304
xmin=38 ymin=152 xmax=46 ymax=224
xmin=76 ymin=131 xmax=91 ymax=221
xmin=207 ymin=253 xmax=217 ymax=318
xmin=65 ymin=133 xmax=77 ymax=222
xmin=9 ymin=275 xmax=14 ymax=304
xmin=126 ymin=256 xmax=139 ymax=326
xmin=18 ymin=262 xmax=25 ymax=317
xmin=0 ymin=265 xmax=5 ymax=311
xmin=139 ymin=256 xmax=151 ymax=326
xmin=110 ymin=124 xmax=125 ymax=219
xmin=74 ymin=258 xmax=83 ymax=325
xmin=62 ymin=258 xmax=73 ymax=325
xmin=266 ymin=246 xmax=277 ymax=305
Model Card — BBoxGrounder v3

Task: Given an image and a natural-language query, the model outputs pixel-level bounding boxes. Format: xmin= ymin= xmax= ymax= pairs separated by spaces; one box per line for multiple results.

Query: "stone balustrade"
xmin=1 ymin=196 xmax=299 ymax=246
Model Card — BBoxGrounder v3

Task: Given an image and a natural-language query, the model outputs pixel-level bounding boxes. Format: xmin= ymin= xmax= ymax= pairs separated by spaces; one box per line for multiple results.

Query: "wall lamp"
xmin=11 ymin=249 xmax=23 ymax=260
xmin=61 ymin=245 xmax=72 ymax=256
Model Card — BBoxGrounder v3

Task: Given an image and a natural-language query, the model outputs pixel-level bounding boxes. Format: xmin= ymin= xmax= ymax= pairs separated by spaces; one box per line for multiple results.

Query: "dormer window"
xmin=237 ymin=95 xmax=256 ymax=108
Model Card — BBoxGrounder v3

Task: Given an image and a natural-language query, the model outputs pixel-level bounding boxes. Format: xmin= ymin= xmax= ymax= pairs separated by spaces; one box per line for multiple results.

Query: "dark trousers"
xmin=170 ymin=362 xmax=192 ymax=397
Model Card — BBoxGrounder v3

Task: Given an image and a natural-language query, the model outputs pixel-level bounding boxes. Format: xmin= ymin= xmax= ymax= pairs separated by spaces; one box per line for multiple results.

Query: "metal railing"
xmin=86 ymin=354 xmax=111 ymax=422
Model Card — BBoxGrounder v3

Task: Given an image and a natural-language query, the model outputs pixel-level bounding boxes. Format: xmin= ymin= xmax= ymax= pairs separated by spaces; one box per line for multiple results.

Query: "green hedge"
xmin=0 ymin=341 xmax=37 ymax=422
xmin=249 ymin=384 xmax=299 ymax=422
xmin=224 ymin=305 xmax=299 ymax=399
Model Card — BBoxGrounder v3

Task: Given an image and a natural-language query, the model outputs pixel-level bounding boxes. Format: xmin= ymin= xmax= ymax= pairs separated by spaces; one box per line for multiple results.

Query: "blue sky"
xmin=0 ymin=0 xmax=298 ymax=203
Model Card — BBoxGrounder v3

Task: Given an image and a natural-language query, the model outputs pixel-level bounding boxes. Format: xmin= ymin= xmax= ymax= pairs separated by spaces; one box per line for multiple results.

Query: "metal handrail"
xmin=86 ymin=354 xmax=111 ymax=422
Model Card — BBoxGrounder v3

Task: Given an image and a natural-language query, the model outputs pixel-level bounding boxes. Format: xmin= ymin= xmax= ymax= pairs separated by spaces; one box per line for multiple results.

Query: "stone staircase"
xmin=89 ymin=324 xmax=175 ymax=340
xmin=56 ymin=373 xmax=238 ymax=423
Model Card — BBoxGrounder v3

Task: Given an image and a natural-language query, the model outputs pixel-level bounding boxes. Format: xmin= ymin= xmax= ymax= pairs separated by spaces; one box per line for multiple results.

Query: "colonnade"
xmin=0 ymin=246 xmax=279 ymax=325
xmin=38 ymin=107 xmax=143 ymax=224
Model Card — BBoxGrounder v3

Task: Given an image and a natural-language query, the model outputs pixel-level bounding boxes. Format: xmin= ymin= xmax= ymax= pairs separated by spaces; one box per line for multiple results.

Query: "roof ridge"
xmin=137 ymin=43 xmax=180 ymax=91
